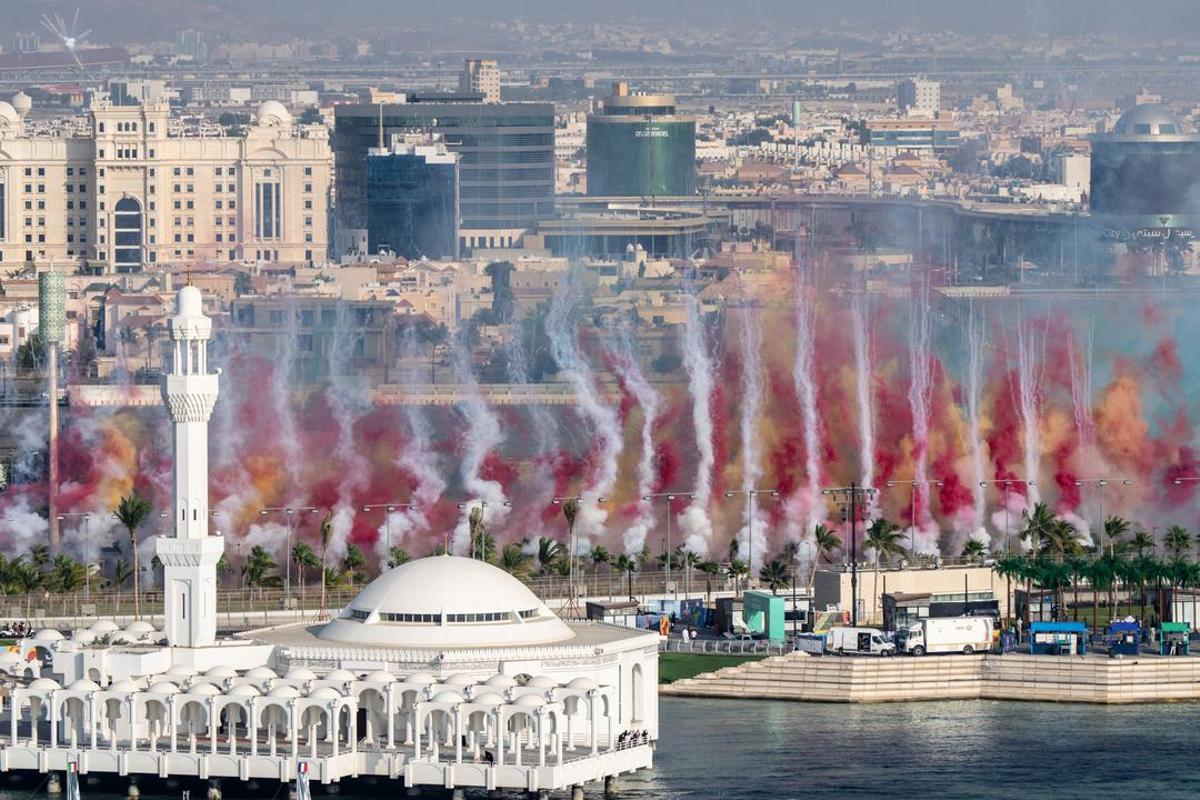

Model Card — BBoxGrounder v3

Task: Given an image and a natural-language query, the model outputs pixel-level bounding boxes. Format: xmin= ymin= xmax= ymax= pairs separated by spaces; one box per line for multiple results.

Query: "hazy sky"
xmin=9 ymin=0 xmax=1200 ymax=42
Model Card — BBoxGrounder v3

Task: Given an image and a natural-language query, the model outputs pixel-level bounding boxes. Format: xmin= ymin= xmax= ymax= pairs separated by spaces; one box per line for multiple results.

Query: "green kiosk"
xmin=1159 ymin=622 xmax=1191 ymax=655
xmin=742 ymin=591 xmax=786 ymax=643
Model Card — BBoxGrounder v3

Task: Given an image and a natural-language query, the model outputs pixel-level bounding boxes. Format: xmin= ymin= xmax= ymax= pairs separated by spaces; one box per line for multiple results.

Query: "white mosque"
xmin=3 ymin=286 xmax=658 ymax=797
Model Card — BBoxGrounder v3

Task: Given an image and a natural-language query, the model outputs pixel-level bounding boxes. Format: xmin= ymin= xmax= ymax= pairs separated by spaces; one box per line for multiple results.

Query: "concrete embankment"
xmin=661 ymin=652 xmax=1200 ymax=704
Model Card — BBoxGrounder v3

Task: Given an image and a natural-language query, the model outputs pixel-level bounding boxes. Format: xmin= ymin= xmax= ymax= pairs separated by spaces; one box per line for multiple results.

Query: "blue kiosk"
xmin=1107 ymin=621 xmax=1140 ymax=655
xmin=1030 ymin=621 xmax=1088 ymax=655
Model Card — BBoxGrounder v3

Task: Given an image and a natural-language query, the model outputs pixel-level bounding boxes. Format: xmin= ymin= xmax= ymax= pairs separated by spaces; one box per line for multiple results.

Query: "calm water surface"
xmin=9 ymin=698 xmax=1199 ymax=800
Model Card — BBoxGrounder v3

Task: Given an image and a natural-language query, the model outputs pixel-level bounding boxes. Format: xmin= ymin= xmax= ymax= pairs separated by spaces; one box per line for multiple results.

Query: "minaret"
xmin=155 ymin=285 xmax=223 ymax=648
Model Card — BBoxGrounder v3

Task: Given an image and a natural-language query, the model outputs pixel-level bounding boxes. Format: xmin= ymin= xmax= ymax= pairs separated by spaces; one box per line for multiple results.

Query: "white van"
xmin=826 ymin=626 xmax=896 ymax=656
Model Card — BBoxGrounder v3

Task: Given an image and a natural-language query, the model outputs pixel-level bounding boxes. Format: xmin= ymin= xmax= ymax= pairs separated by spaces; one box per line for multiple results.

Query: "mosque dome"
xmin=308 ymin=686 xmax=342 ymax=701
xmin=89 ymin=620 xmax=120 ymax=634
xmin=10 ymin=92 xmax=31 ymax=117
xmin=148 ymin=681 xmax=179 ymax=694
xmin=318 ymin=556 xmax=573 ymax=649
xmin=404 ymin=672 xmax=436 ymax=686
xmin=29 ymin=678 xmax=61 ymax=690
xmin=244 ymin=667 xmax=278 ymax=680
xmin=322 ymin=669 xmax=356 ymax=683
xmin=176 ymin=285 xmax=203 ymax=317
xmin=471 ymin=692 xmax=505 ymax=707
xmin=363 ymin=670 xmax=394 ymax=683
xmin=34 ymin=629 xmax=65 ymax=642
xmin=205 ymin=665 xmax=237 ymax=679
xmin=269 ymin=684 xmax=301 ymax=699
xmin=1113 ymin=104 xmax=1185 ymax=137
xmin=255 ymin=100 xmax=292 ymax=127
xmin=228 ymin=684 xmax=261 ymax=697
xmin=124 ymin=621 xmax=156 ymax=636
xmin=110 ymin=680 xmax=141 ymax=692
xmin=285 ymin=667 xmax=316 ymax=681
xmin=187 ymin=683 xmax=222 ymax=696
xmin=0 ymin=102 xmax=19 ymax=127
xmin=483 ymin=674 xmax=516 ymax=689
xmin=68 ymin=679 xmax=100 ymax=691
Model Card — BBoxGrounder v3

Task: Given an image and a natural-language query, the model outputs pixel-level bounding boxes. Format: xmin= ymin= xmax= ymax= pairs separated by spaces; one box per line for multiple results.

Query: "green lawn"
xmin=658 ymin=652 xmax=765 ymax=684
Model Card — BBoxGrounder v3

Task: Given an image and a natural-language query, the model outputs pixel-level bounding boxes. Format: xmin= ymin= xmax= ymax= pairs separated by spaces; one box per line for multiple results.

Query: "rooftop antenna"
xmin=40 ymin=8 xmax=93 ymax=80
xmin=377 ymin=102 xmax=384 ymax=149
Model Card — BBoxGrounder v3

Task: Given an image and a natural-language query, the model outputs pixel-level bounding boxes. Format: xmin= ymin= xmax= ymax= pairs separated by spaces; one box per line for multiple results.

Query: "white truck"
xmin=826 ymin=626 xmax=896 ymax=656
xmin=899 ymin=617 xmax=994 ymax=656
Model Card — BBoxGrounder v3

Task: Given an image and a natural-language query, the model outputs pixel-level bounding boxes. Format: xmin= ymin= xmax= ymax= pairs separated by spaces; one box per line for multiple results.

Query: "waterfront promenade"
xmin=662 ymin=652 xmax=1200 ymax=704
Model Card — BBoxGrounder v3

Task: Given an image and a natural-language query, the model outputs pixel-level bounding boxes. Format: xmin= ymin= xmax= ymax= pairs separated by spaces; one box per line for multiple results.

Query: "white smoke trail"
xmin=678 ymin=294 xmax=716 ymax=556
xmin=966 ymin=301 xmax=987 ymax=535
xmin=785 ymin=273 xmax=824 ymax=547
xmin=734 ymin=307 xmax=769 ymax=571
xmin=451 ymin=335 xmax=508 ymax=555
xmin=378 ymin=402 xmax=446 ymax=563
xmin=851 ymin=291 xmax=877 ymax=517
xmin=325 ymin=303 xmax=371 ymax=561
xmin=545 ymin=270 xmax=622 ymax=546
xmin=0 ymin=495 xmax=48 ymax=555
xmin=907 ymin=285 xmax=935 ymax=532
xmin=1067 ymin=321 xmax=1097 ymax=471
xmin=608 ymin=326 xmax=660 ymax=556
xmin=1015 ymin=316 xmax=1044 ymax=508
xmin=271 ymin=299 xmax=303 ymax=493
xmin=508 ymin=315 xmax=559 ymax=540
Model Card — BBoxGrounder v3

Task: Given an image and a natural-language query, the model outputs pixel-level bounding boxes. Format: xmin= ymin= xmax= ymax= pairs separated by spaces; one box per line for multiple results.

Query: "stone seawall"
xmin=661 ymin=653 xmax=1200 ymax=704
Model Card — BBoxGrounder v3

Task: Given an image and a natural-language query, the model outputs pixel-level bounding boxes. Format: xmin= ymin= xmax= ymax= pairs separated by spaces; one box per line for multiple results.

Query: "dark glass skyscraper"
xmin=334 ymin=96 xmax=555 ymax=251
xmin=587 ymin=85 xmax=696 ymax=198
xmin=366 ymin=143 xmax=459 ymax=260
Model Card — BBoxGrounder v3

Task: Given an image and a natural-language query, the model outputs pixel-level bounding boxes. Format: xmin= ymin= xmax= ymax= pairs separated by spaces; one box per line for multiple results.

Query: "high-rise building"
xmin=586 ymin=83 xmax=696 ymax=197
xmin=333 ymin=96 xmax=555 ymax=254
xmin=898 ymin=77 xmax=941 ymax=115
xmin=0 ymin=95 xmax=332 ymax=271
xmin=11 ymin=33 xmax=40 ymax=54
xmin=177 ymin=29 xmax=209 ymax=62
xmin=460 ymin=59 xmax=500 ymax=104
xmin=366 ymin=137 xmax=460 ymax=259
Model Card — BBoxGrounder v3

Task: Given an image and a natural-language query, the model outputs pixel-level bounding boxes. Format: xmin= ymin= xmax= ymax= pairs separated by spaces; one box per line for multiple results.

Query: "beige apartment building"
xmin=0 ymin=94 xmax=331 ymax=272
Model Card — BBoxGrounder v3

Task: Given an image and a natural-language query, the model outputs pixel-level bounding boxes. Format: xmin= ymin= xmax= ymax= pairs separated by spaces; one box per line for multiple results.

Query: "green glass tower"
xmin=587 ymin=85 xmax=696 ymax=198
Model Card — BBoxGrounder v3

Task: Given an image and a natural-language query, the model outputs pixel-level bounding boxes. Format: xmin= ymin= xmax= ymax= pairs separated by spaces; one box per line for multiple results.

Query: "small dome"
xmin=525 ymin=676 xmax=558 ymax=689
xmin=363 ymin=670 xmax=394 ymax=683
xmin=148 ymin=682 xmax=179 ymax=695
xmin=10 ymin=92 xmax=31 ymax=117
xmin=124 ymin=621 xmax=156 ymax=635
xmin=484 ymin=674 xmax=516 ymax=688
xmin=166 ymin=664 xmax=198 ymax=677
xmin=67 ymin=679 xmax=100 ymax=691
xmin=308 ymin=686 xmax=342 ymax=701
xmin=228 ymin=684 xmax=261 ymax=697
xmin=0 ymin=102 xmax=18 ymax=125
xmin=244 ymin=667 xmax=278 ymax=679
xmin=441 ymin=673 xmax=476 ymax=687
xmin=176 ymin=285 xmax=203 ymax=317
xmin=72 ymin=630 xmax=97 ymax=644
xmin=255 ymin=100 xmax=292 ymax=126
xmin=28 ymin=678 xmax=61 ymax=690
xmin=515 ymin=694 xmax=546 ymax=708
xmin=35 ymin=629 xmax=66 ymax=641
xmin=269 ymin=684 xmax=301 ymax=699
xmin=187 ymin=683 xmax=222 ymax=697
xmin=431 ymin=691 xmax=464 ymax=704
xmin=110 ymin=680 xmax=141 ymax=692
xmin=89 ymin=620 xmax=120 ymax=634
xmin=322 ymin=669 xmax=356 ymax=682
xmin=565 ymin=677 xmax=598 ymax=690
xmin=205 ymin=665 xmax=237 ymax=679
xmin=403 ymin=672 xmax=436 ymax=686
xmin=470 ymin=692 xmax=505 ymax=707
xmin=285 ymin=667 xmax=316 ymax=681
xmin=1113 ymin=104 xmax=1185 ymax=136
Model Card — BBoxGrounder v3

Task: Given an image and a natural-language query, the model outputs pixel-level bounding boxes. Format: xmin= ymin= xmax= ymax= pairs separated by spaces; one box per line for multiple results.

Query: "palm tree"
xmin=1087 ymin=556 xmax=1117 ymax=628
xmin=46 ymin=555 xmax=85 ymax=593
xmin=1164 ymin=525 xmax=1192 ymax=559
xmin=961 ymin=538 xmax=988 ymax=564
xmin=698 ymin=560 xmax=722 ymax=600
xmin=291 ymin=542 xmax=319 ymax=603
xmin=992 ymin=553 xmax=1025 ymax=628
xmin=318 ymin=513 xmax=333 ymax=618
xmin=727 ymin=559 xmax=749 ymax=597
xmin=388 ymin=546 xmax=412 ymax=568
xmin=243 ymin=545 xmax=276 ymax=593
xmin=808 ymin=524 xmax=842 ymax=589
xmin=536 ymin=537 xmax=564 ymax=576
xmin=682 ymin=549 xmax=702 ymax=598
xmin=499 ymin=543 xmax=532 ymax=579
xmin=591 ymin=546 xmax=612 ymax=598
xmin=1020 ymin=502 xmax=1057 ymax=556
xmin=115 ymin=492 xmax=153 ymax=620
xmin=614 ymin=554 xmax=637 ymax=599
xmin=865 ymin=518 xmax=906 ymax=565
xmin=7 ymin=557 xmax=40 ymax=619
xmin=759 ymin=559 xmax=789 ymax=595
xmin=1130 ymin=528 xmax=1155 ymax=558
xmin=342 ymin=544 xmax=366 ymax=587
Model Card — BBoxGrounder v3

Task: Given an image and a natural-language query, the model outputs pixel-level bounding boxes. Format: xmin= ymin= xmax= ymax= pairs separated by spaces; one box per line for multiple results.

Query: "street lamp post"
xmin=1074 ymin=478 xmax=1133 ymax=556
xmin=456 ymin=500 xmax=511 ymax=560
xmin=362 ymin=503 xmax=418 ymax=568
xmin=259 ymin=506 xmax=320 ymax=599
xmin=642 ymin=492 xmax=693 ymax=595
xmin=885 ymin=480 xmax=943 ymax=555
xmin=55 ymin=512 xmax=92 ymax=599
xmin=552 ymin=495 xmax=606 ymax=615
xmin=979 ymin=480 xmax=1038 ymax=552
xmin=723 ymin=487 xmax=781 ymax=579
xmin=821 ymin=483 xmax=877 ymax=627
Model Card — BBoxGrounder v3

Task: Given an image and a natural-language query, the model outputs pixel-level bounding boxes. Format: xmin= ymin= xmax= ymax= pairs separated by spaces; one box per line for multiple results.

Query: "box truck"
xmin=826 ymin=626 xmax=896 ymax=656
xmin=899 ymin=617 xmax=993 ymax=656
